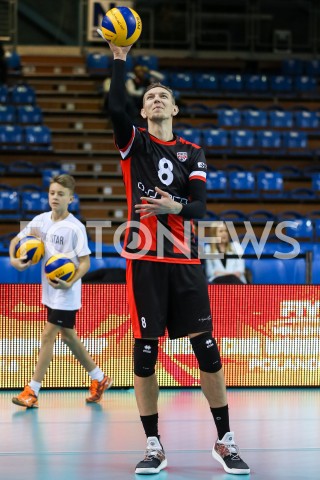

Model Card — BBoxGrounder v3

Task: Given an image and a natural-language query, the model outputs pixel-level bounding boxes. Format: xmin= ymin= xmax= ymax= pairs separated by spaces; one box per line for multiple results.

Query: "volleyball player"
xmin=106 ymin=40 xmax=250 ymax=475
xmin=9 ymin=174 xmax=112 ymax=407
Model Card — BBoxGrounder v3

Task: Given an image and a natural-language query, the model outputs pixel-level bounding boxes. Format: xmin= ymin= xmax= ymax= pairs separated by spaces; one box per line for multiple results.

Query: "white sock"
xmin=28 ymin=380 xmax=41 ymax=397
xmin=88 ymin=366 xmax=104 ymax=382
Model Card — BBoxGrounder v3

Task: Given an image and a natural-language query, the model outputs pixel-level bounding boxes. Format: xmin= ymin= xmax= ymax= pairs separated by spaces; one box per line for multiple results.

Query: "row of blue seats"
xmin=0 ymin=105 xmax=43 ymax=125
xmin=0 ymin=85 xmax=36 ymax=105
xmin=0 ymin=186 xmax=80 ymax=219
xmin=0 ymin=161 xmax=61 ymax=175
xmin=0 ymin=125 xmax=52 ymax=151
xmin=175 ymin=128 xmax=309 ymax=152
xmin=281 ymin=58 xmax=320 ymax=76
xmin=0 ymin=253 xmax=317 ymax=284
xmin=206 ymin=209 xmax=320 ymax=226
xmin=206 ymin=171 xmax=320 ymax=200
xmin=208 ymin=164 xmax=320 ymax=178
xmin=0 ymin=255 xmax=126 ymax=284
xmin=209 ymin=108 xmax=320 ymax=129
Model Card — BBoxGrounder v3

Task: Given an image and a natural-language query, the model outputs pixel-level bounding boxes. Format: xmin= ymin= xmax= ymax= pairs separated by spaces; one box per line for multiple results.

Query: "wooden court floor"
xmin=0 ymin=388 xmax=318 ymax=480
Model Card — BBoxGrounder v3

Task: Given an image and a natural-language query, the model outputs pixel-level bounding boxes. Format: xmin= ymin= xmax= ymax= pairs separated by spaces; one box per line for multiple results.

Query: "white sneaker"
xmin=135 ymin=436 xmax=168 ymax=474
xmin=212 ymin=431 xmax=250 ymax=475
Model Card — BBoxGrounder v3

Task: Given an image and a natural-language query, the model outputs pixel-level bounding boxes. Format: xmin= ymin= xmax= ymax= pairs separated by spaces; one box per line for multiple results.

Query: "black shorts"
xmin=126 ymin=260 xmax=212 ymax=339
xmin=46 ymin=307 xmax=77 ymax=329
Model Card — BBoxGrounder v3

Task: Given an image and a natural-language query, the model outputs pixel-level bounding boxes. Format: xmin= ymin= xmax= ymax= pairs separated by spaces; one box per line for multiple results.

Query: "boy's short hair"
xmin=50 ymin=174 xmax=76 ymax=194
xmin=143 ymin=83 xmax=175 ymax=105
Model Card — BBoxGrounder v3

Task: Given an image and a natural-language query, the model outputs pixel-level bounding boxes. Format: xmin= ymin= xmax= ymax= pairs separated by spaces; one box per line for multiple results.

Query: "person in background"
xmin=9 ymin=174 xmax=112 ymax=407
xmin=125 ymin=64 xmax=164 ymax=123
xmin=204 ymin=222 xmax=247 ymax=284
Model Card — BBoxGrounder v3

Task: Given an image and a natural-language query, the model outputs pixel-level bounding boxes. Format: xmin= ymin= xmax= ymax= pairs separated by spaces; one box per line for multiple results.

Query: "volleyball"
xmin=15 ymin=236 xmax=44 ymax=264
xmin=100 ymin=6 xmax=142 ymax=46
xmin=45 ymin=254 xmax=75 ymax=282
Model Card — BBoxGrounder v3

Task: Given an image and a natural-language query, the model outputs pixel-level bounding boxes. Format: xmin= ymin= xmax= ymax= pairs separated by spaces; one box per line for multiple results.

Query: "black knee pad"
xmin=190 ymin=332 xmax=222 ymax=373
xmin=134 ymin=338 xmax=158 ymax=377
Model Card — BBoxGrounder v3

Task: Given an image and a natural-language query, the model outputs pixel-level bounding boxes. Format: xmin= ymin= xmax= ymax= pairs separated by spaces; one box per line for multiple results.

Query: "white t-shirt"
xmin=204 ymin=241 xmax=247 ymax=284
xmin=18 ymin=212 xmax=91 ymax=310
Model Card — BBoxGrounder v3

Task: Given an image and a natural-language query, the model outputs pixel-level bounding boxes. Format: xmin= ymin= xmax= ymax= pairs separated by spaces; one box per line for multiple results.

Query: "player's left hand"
xmin=135 ymin=187 xmax=182 ymax=218
xmin=47 ymin=277 xmax=72 ymax=290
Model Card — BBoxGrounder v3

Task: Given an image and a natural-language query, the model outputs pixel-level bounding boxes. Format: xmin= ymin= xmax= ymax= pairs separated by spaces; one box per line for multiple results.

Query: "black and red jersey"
xmin=118 ymin=127 xmax=207 ymax=262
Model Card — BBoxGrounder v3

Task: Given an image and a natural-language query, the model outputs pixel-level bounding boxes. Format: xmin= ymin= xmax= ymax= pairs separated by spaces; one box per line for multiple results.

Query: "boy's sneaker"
xmin=86 ymin=375 xmax=113 ymax=403
xmin=135 ymin=436 xmax=167 ymax=474
xmin=12 ymin=385 xmax=38 ymax=408
xmin=212 ymin=431 xmax=250 ymax=475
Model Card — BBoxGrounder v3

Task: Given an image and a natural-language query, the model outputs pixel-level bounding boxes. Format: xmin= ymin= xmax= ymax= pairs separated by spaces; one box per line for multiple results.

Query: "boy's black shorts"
xmin=46 ymin=307 xmax=77 ymax=329
xmin=126 ymin=260 xmax=212 ymax=339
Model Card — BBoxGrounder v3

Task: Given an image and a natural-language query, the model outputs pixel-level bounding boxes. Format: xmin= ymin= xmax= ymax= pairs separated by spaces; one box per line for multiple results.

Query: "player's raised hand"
xmin=97 ymin=29 xmax=133 ymax=58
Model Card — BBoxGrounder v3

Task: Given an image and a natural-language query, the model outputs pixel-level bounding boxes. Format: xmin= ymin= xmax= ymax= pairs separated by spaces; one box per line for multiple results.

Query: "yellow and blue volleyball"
xmin=15 ymin=236 xmax=44 ymax=264
xmin=45 ymin=254 xmax=75 ymax=282
xmin=100 ymin=6 xmax=142 ymax=46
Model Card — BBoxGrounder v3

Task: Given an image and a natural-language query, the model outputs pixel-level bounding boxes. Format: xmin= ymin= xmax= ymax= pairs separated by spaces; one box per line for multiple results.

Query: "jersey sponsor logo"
xmin=177 ymin=152 xmax=188 ymax=162
xmin=137 ymin=181 xmax=188 ymax=205
xmin=197 ymin=162 xmax=207 ymax=169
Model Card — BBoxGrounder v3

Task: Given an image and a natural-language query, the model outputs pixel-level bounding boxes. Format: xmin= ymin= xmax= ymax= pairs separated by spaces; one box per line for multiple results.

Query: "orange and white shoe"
xmin=86 ymin=375 xmax=113 ymax=403
xmin=12 ymin=386 xmax=39 ymax=408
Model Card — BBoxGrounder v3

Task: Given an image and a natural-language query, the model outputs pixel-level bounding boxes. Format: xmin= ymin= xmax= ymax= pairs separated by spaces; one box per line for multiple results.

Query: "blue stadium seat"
xmin=277 ymin=210 xmax=304 ymax=222
xmin=289 ymin=188 xmax=315 ymax=200
xmin=11 ymin=85 xmax=36 ymax=104
xmin=217 ymin=109 xmax=241 ymax=127
xmin=294 ymin=76 xmax=317 ymax=92
xmin=0 ymin=257 xmax=20 ymax=283
xmin=229 ymin=171 xmax=257 ymax=198
xmin=270 ymin=75 xmax=293 ymax=92
xmin=281 ymin=58 xmax=303 ymax=76
xmin=8 ymin=160 xmax=37 ymax=174
xmin=185 ymin=103 xmax=211 ymax=116
xmin=305 ymin=59 xmax=320 ymax=76
xmin=21 ymin=186 xmax=49 ymax=218
xmin=276 ymin=165 xmax=302 ymax=177
xmin=42 ymin=168 xmax=63 ymax=187
xmin=0 ymin=125 xmax=24 ymax=150
xmin=269 ymin=110 xmax=293 ymax=128
xmin=202 ymin=129 xmax=228 ymax=151
xmin=0 ymin=105 xmax=15 ymax=124
xmin=244 ymin=75 xmax=268 ymax=92
xmin=0 ymin=185 xmax=20 ymax=219
xmin=86 ymin=53 xmax=111 ymax=74
xmin=25 ymin=125 xmax=52 ymax=151
xmin=248 ymin=259 xmax=288 ymax=284
xmin=5 ymin=51 xmax=21 ymax=71
xmin=242 ymin=109 xmax=267 ymax=128
xmin=257 ymin=172 xmax=284 ymax=199
xmin=194 ymin=73 xmax=218 ymax=91
xmin=17 ymin=105 xmax=43 ymax=125
xmin=206 ymin=171 xmax=228 ymax=199
xmin=175 ymin=128 xmax=201 ymax=145
xmin=285 ymin=219 xmax=313 ymax=239
xmin=170 ymin=72 xmax=194 ymax=89
xmin=69 ymin=193 xmax=80 ymax=216
xmin=311 ymin=173 xmax=320 ymax=195
xmin=256 ymin=130 xmax=282 ymax=150
xmin=230 ymin=130 xmax=255 ymax=152
xmin=135 ymin=55 xmax=159 ymax=70
xmin=0 ymin=85 xmax=8 ymax=103
xmin=220 ymin=74 xmax=243 ymax=91
xmin=294 ymin=111 xmax=319 ymax=129
xmin=283 ymin=131 xmax=308 ymax=150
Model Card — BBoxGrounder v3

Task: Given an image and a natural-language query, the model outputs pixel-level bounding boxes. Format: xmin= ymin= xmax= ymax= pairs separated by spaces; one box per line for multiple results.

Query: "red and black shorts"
xmin=126 ymin=260 xmax=213 ymax=339
xmin=46 ymin=307 xmax=78 ymax=329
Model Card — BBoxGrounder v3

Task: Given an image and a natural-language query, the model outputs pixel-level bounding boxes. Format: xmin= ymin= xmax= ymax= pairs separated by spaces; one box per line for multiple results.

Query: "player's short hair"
xmin=143 ymin=83 xmax=175 ymax=105
xmin=50 ymin=174 xmax=76 ymax=194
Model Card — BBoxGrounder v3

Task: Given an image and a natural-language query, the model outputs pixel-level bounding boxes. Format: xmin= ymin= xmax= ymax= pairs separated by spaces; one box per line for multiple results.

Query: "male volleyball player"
xmin=104 ymin=38 xmax=250 ymax=475
xmin=9 ymin=174 xmax=112 ymax=407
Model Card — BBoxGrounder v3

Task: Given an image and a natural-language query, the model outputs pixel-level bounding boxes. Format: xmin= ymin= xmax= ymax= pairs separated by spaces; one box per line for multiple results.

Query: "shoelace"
xmin=89 ymin=380 xmax=99 ymax=394
xmin=225 ymin=443 xmax=241 ymax=461
xmin=144 ymin=448 xmax=163 ymax=462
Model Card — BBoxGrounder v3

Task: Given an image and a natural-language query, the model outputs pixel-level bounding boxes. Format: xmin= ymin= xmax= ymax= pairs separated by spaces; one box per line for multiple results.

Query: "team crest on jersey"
xmin=177 ymin=152 xmax=188 ymax=162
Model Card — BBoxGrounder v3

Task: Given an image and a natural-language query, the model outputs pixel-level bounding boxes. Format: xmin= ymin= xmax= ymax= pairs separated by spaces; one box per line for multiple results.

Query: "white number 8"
xmin=158 ymin=158 xmax=174 ymax=186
